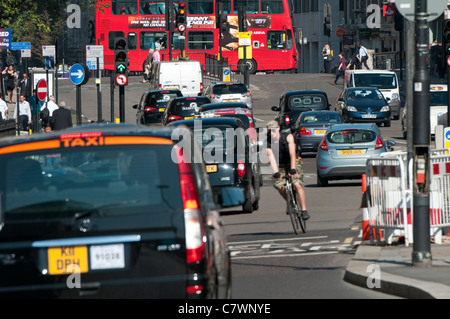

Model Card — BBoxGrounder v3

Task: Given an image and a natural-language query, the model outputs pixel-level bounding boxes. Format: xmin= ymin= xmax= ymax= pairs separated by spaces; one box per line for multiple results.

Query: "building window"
xmin=188 ymin=31 xmax=214 ymax=50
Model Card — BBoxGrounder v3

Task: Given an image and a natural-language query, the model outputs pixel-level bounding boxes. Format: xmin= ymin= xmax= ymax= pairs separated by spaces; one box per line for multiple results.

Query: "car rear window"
xmin=301 ymin=113 xmax=343 ymax=124
xmin=327 ymin=129 xmax=376 ymax=144
xmin=354 ymin=73 xmax=397 ymax=89
xmin=0 ymin=143 xmax=183 ymax=221
xmin=213 ymin=84 xmax=248 ymax=94
xmin=145 ymin=91 xmax=182 ymax=106
xmin=173 ymin=98 xmax=211 ymax=117
xmin=288 ymin=94 xmax=326 ymax=109
xmin=430 ymin=90 xmax=447 ymax=106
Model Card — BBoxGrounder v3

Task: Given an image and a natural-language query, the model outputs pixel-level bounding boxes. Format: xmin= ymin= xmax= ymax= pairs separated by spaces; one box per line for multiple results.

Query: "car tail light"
xmin=144 ymin=106 xmax=157 ymax=112
xmin=211 ymin=93 xmax=215 ymax=99
xmin=175 ymin=146 xmax=205 ymax=265
xmin=285 ymin=116 xmax=290 ymax=125
xmin=319 ymin=138 xmax=328 ymax=151
xmin=299 ymin=127 xmax=311 ymax=136
xmin=200 ymin=82 xmax=203 ymax=93
xmin=246 ymin=91 xmax=250 ymax=97
xmin=158 ymin=84 xmax=162 ymax=90
xmin=168 ymin=115 xmax=183 ymax=122
xmin=375 ymin=135 xmax=384 ymax=150
xmin=237 ymin=161 xmax=245 ymax=177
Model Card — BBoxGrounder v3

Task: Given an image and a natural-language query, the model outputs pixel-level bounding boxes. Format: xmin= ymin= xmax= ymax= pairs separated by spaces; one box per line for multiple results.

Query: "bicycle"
xmin=285 ymin=174 xmax=306 ymax=234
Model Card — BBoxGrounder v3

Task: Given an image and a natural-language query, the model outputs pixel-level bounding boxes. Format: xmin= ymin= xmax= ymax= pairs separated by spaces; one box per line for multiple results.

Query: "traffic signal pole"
xmin=412 ymin=0 xmax=431 ymax=267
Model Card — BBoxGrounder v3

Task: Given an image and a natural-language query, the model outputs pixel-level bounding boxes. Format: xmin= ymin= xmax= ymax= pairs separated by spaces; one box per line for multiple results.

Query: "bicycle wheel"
xmin=287 ymin=186 xmax=301 ymax=235
xmin=293 ymin=193 xmax=306 ymax=233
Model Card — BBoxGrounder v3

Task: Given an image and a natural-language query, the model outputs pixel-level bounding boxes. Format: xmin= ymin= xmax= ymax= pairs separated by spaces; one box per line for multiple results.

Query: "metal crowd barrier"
xmin=365 ymin=150 xmax=450 ymax=245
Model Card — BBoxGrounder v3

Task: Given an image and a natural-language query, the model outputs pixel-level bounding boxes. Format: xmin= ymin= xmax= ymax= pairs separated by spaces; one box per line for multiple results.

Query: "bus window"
xmin=171 ymin=32 xmax=185 ymax=50
xmin=261 ymin=0 xmax=284 ymax=13
xmin=112 ymin=0 xmax=138 ymax=15
xmin=128 ymin=32 xmax=137 ymax=50
xmin=140 ymin=0 xmax=165 ymax=15
xmin=222 ymin=0 xmax=232 ymax=14
xmin=267 ymin=31 xmax=286 ymax=50
xmin=109 ymin=31 xmax=125 ymax=50
xmin=234 ymin=0 xmax=259 ymax=14
xmin=188 ymin=0 xmax=214 ymax=14
xmin=188 ymin=31 xmax=214 ymax=50
xmin=140 ymin=31 xmax=167 ymax=50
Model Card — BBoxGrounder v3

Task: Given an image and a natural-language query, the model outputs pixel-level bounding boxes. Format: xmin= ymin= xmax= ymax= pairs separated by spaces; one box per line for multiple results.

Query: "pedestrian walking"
xmin=152 ymin=46 xmax=161 ymax=62
xmin=51 ymin=101 xmax=73 ymax=130
xmin=14 ymin=93 xmax=32 ymax=131
xmin=143 ymin=48 xmax=154 ymax=83
xmin=28 ymin=89 xmax=43 ymax=132
xmin=19 ymin=73 xmax=31 ymax=99
xmin=2 ymin=65 xmax=17 ymax=104
xmin=358 ymin=43 xmax=370 ymax=70
xmin=322 ymin=44 xmax=332 ymax=73
xmin=331 ymin=52 xmax=347 ymax=85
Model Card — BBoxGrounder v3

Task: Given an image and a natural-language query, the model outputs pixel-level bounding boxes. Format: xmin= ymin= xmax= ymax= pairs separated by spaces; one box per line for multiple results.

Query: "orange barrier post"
xmin=361 ymin=174 xmax=371 ymax=241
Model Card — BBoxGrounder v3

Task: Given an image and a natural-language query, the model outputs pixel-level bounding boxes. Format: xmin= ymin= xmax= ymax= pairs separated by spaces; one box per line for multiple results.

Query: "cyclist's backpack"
xmin=40 ymin=106 xmax=49 ymax=122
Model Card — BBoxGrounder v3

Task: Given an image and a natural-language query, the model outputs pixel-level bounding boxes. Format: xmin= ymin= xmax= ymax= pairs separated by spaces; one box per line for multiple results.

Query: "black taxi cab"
xmin=0 ymin=123 xmax=231 ymax=298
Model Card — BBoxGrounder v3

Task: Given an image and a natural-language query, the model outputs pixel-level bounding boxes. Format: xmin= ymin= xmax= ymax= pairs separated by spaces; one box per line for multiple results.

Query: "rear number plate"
xmin=159 ymin=108 xmax=165 ymax=112
xmin=340 ymin=149 xmax=363 ymax=155
xmin=48 ymin=245 xmax=88 ymax=275
xmin=224 ymin=99 xmax=238 ymax=102
xmin=315 ymin=129 xmax=326 ymax=135
xmin=206 ymin=164 xmax=218 ymax=173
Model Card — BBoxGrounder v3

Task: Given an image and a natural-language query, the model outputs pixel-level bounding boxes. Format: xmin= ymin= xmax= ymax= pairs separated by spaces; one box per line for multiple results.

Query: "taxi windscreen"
xmin=0 ymin=144 xmax=182 ymax=221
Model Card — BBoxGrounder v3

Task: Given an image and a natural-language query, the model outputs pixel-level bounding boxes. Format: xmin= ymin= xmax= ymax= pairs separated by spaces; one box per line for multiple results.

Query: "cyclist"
xmin=266 ymin=119 xmax=309 ymax=220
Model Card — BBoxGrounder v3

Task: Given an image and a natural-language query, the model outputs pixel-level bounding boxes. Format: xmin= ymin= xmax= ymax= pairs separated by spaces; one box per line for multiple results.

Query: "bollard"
xmin=360 ymin=174 xmax=371 ymax=241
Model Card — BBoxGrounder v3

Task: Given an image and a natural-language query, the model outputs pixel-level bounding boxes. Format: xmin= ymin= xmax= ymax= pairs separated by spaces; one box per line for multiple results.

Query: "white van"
xmin=149 ymin=60 xmax=203 ymax=97
xmin=344 ymin=69 xmax=401 ymax=120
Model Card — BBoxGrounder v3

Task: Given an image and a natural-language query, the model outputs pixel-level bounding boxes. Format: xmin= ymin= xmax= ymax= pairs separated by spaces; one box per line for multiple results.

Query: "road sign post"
xmin=69 ymin=63 xmax=90 ymax=126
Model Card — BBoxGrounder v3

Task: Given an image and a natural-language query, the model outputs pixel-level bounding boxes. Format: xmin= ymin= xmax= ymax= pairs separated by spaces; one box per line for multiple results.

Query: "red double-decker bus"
xmin=95 ymin=0 xmax=298 ymax=73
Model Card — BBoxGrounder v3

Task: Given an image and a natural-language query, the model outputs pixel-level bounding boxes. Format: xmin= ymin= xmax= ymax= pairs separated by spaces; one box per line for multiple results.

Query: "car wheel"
xmin=317 ymin=171 xmax=328 ymax=187
xmin=242 ymin=184 xmax=255 ymax=214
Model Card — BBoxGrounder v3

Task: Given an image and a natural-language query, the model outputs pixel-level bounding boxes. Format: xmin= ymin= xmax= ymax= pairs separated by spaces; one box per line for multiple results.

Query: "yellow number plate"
xmin=206 ymin=165 xmax=218 ymax=173
xmin=184 ymin=116 xmax=194 ymax=120
xmin=159 ymin=108 xmax=165 ymax=112
xmin=340 ymin=149 xmax=363 ymax=155
xmin=224 ymin=99 xmax=238 ymax=102
xmin=315 ymin=129 xmax=326 ymax=135
xmin=48 ymin=246 xmax=89 ymax=275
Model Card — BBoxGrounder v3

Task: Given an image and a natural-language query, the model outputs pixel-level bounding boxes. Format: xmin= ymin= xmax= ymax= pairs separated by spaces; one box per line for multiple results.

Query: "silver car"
xmin=316 ymin=123 xmax=396 ymax=186
xmin=203 ymin=82 xmax=253 ymax=111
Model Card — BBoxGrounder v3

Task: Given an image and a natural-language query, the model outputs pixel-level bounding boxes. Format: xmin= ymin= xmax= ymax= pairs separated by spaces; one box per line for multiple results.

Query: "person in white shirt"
xmin=152 ymin=47 xmax=161 ymax=62
xmin=42 ymin=95 xmax=59 ymax=116
xmin=14 ymin=93 xmax=32 ymax=131
xmin=0 ymin=97 xmax=8 ymax=120
xmin=358 ymin=43 xmax=370 ymax=70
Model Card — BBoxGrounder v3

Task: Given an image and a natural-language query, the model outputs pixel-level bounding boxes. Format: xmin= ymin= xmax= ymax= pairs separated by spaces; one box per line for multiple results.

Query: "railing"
xmin=0 ymin=119 xmax=16 ymax=138
xmin=372 ymin=51 xmax=401 ymax=70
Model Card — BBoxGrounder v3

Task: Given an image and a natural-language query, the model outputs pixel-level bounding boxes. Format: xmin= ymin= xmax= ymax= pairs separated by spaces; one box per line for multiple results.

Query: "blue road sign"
xmin=69 ymin=63 xmax=89 ymax=86
xmin=11 ymin=42 xmax=31 ymax=50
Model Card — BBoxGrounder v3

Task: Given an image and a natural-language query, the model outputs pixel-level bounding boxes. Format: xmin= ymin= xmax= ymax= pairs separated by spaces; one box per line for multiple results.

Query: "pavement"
xmin=344 ymin=238 xmax=450 ymax=299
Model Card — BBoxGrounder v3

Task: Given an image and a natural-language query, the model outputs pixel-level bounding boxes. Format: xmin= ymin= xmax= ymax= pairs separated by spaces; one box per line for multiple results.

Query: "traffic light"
xmin=444 ymin=19 xmax=450 ymax=61
xmin=323 ymin=3 xmax=331 ymax=37
xmin=238 ymin=5 xmax=247 ymax=32
xmin=216 ymin=2 xmax=230 ymax=34
xmin=394 ymin=7 xmax=403 ymax=31
xmin=176 ymin=0 xmax=186 ymax=33
xmin=114 ymin=37 xmax=128 ymax=75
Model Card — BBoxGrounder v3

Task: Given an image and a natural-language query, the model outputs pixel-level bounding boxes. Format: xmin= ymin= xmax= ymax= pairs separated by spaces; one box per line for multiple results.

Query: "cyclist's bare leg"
xmin=277 ymin=186 xmax=287 ymax=201
xmin=293 ymin=183 xmax=306 ymax=211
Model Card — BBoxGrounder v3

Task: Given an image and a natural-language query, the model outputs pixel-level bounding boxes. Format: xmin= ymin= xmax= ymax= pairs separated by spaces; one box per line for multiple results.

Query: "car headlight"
xmin=347 ymin=106 xmax=357 ymax=112
xmin=380 ymin=105 xmax=390 ymax=112
xmin=388 ymin=93 xmax=399 ymax=103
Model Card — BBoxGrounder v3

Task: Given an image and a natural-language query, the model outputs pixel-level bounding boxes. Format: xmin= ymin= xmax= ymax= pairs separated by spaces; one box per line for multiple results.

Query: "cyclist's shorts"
xmin=273 ymin=159 xmax=304 ymax=189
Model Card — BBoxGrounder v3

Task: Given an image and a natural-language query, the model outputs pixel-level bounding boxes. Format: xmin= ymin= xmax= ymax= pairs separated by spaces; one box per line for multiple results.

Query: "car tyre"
xmin=384 ymin=119 xmax=391 ymax=127
xmin=317 ymin=171 xmax=328 ymax=187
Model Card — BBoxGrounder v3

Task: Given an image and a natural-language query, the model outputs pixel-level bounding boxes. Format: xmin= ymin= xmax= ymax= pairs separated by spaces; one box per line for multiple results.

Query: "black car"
xmin=162 ymin=96 xmax=211 ymax=125
xmin=0 ymin=123 xmax=231 ymax=298
xmin=271 ymin=90 xmax=331 ymax=130
xmin=133 ymin=89 xmax=182 ymax=124
xmin=335 ymin=87 xmax=391 ymax=127
xmin=169 ymin=117 xmax=261 ymax=213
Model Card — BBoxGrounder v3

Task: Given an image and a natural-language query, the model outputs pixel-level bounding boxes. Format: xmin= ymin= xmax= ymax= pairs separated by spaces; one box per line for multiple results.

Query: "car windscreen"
xmin=213 ymin=84 xmax=247 ymax=94
xmin=0 ymin=144 xmax=182 ymax=221
xmin=430 ymin=90 xmax=447 ymax=106
xmin=145 ymin=91 xmax=182 ymax=106
xmin=354 ymin=74 xmax=397 ymax=89
xmin=346 ymin=89 xmax=384 ymax=101
xmin=327 ymin=129 xmax=377 ymax=144
xmin=301 ymin=113 xmax=343 ymax=124
xmin=288 ymin=94 xmax=326 ymax=109
xmin=173 ymin=98 xmax=210 ymax=117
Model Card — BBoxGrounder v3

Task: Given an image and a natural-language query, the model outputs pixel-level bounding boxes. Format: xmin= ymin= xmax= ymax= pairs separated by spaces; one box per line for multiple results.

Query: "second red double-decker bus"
xmin=95 ymin=0 xmax=298 ymax=73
